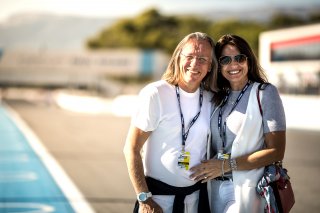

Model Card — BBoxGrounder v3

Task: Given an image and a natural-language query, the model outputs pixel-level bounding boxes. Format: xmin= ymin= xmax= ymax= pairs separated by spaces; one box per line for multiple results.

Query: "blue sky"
xmin=1 ymin=0 xmax=320 ymax=22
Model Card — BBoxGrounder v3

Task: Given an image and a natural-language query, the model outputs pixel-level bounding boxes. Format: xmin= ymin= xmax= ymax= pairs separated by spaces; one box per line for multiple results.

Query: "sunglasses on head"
xmin=219 ymin=54 xmax=247 ymax=66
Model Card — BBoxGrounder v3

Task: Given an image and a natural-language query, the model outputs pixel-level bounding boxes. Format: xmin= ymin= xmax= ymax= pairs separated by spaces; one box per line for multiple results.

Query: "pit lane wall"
xmin=0 ymin=49 xmax=169 ymax=89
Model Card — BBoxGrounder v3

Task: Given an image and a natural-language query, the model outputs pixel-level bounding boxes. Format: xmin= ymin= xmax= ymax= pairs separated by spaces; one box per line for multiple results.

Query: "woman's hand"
xmin=189 ymin=158 xmax=223 ymax=183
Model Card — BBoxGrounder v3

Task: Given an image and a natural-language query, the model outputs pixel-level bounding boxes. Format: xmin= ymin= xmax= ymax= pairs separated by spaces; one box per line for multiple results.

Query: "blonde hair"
xmin=161 ymin=32 xmax=218 ymax=91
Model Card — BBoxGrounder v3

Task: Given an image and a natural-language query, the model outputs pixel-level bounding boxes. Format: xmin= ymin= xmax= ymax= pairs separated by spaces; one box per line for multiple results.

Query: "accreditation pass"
xmin=178 ymin=151 xmax=190 ymax=170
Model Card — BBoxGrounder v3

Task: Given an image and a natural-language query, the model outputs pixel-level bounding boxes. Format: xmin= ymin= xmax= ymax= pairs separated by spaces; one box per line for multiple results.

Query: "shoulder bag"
xmin=256 ymin=83 xmax=295 ymax=213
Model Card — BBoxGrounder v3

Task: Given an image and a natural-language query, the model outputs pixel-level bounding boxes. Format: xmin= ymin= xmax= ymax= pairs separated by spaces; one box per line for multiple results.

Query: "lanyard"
xmin=218 ymin=82 xmax=250 ymax=149
xmin=175 ymin=85 xmax=203 ymax=151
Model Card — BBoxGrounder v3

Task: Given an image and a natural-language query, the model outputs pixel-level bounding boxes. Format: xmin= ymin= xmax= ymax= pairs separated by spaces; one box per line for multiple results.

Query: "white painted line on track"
xmin=0 ymin=171 xmax=38 ymax=182
xmin=0 ymin=154 xmax=29 ymax=163
xmin=3 ymin=104 xmax=96 ymax=213
xmin=0 ymin=203 xmax=55 ymax=212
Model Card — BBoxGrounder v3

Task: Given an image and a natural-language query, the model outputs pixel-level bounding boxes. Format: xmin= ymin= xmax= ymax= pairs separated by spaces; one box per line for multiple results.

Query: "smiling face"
xmin=220 ymin=44 xmax=249 ymax=91
xmin=178 ymin=38 xmax=212 ymax=93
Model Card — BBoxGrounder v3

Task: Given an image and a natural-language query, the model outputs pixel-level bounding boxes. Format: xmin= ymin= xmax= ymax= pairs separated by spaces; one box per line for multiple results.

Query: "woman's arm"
xmin=234 ymin=130 xmax=285 ymax=170
xmin=189 ymin=130 xmax=286 ymax=182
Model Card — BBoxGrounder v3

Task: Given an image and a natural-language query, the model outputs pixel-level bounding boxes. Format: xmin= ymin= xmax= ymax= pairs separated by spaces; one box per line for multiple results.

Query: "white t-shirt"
xmin=132 ymin=80 xmax=213 ymax=187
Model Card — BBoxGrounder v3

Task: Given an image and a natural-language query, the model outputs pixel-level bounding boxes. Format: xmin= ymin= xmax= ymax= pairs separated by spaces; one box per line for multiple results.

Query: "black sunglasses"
xmin=219 ymin=54 xmax=247 ymax=66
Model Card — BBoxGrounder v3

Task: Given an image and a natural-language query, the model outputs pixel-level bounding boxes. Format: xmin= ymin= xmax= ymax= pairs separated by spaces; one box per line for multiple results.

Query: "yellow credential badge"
xmin=178 ymin=151 xmax=190 ymax=170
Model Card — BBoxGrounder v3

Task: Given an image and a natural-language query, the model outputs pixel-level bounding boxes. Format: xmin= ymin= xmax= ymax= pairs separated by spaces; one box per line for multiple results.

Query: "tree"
xmin=87 ymin=8 xmax=179 ymax=52
xmin=87 ymin=8 xmax=213 ymax=53
xmin=208 ymin=19 xmax=267 ymax=56
xmin=268 ymin=13 xmax=307 ymax=29
xmin=309 ymin=12 xmax=320 ymax=24
xmin=87 ymin=8 xmax=315 ymax=56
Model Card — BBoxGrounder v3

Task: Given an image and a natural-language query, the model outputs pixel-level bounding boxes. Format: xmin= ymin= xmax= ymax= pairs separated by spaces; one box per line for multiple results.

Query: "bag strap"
xmin=256 ymin=83 xmax=269 ymax=116
xmin=257 ymin=83 xmax=284 ymax=168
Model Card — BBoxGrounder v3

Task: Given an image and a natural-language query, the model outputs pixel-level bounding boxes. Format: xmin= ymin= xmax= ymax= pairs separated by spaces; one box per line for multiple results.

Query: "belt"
xmin=214 ymin=176 xmax=232 ymax=181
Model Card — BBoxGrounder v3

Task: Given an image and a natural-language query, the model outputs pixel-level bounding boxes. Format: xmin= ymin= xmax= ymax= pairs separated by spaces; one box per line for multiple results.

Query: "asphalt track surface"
xmin=2 ymin=96 xmax=320 ymax=213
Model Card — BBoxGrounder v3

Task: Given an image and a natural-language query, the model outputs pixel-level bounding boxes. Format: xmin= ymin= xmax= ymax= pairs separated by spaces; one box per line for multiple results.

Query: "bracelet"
xmin=221 ymin=159 xmax=225 ymax=176
xmin=229 ymin=158 xmax=237 ymax=171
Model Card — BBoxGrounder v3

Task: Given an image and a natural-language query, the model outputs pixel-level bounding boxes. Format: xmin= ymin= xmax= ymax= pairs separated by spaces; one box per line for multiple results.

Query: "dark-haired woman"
xmin=190 ymin=34 xmax=286 ymax=213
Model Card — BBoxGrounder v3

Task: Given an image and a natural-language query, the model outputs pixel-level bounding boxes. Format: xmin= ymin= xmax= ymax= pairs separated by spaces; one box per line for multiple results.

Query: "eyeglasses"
xmin=219 ymin=54 xmax=247 ymax=66
xmin=180 ymin=53 xmax=211 ymax=65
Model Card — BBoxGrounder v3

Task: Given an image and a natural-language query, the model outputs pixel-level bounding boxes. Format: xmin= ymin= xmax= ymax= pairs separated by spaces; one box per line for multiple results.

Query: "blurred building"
xmin=259 ymin=23 xmax=320 ymax=94
xmin=0 ymin=49 xmax=168 ymax=94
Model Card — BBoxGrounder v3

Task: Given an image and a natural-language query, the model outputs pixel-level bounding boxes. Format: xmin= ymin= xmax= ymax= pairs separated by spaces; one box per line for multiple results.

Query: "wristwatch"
xmin=137 ymin=192 xmax=152 ymax=202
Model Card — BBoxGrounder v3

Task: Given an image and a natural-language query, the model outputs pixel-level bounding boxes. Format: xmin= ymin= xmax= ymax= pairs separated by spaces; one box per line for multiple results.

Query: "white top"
xmin=133 ymin=80 xmax=212 ymax=187
xmin=230 ymin=82 xmax=265 ymax=212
